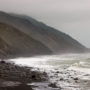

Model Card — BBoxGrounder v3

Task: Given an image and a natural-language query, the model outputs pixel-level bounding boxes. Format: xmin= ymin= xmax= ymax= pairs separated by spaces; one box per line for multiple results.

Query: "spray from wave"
xmin=9 ymin=53 xmax=90 ymax=73
xmin=8 ymin=53 xmax=90 ymax=90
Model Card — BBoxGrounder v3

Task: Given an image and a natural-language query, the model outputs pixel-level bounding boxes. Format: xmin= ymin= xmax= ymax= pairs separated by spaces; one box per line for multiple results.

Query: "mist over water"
xmin=9 ymin=53 xmax=90 ymax=90
xmin=10 ymin=53 xmax=90 ymax=73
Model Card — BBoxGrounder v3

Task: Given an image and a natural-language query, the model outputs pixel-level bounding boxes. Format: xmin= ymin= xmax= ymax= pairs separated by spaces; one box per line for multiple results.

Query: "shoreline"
xmin=0 ymin=61 xmax=47 ymax=90
xmin=1 ymin=59 xmax=90 ymax=90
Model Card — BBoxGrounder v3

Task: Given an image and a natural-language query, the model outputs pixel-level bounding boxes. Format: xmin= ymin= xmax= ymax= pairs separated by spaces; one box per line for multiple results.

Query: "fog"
xmin=0 ymin=0 xmax=90 ymax=47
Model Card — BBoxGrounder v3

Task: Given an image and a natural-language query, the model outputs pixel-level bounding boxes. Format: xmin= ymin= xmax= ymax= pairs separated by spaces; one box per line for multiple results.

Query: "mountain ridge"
xmin=0 ymin=22 xmax=52 ymax=59
xmin=0 ymin=11 xmax=88 ymax=58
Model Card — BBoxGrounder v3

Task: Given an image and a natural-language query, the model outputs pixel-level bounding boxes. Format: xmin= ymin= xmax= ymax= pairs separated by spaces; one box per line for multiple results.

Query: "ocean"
xmin=10 ymin=53 xmax=90 ymax=90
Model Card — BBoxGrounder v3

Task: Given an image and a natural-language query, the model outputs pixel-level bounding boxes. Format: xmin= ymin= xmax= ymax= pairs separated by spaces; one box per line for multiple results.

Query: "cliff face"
xmin=0 ymin=23 xmax=52 ymax=58
xmin=0 ymin=11 xmax=87 ymax=58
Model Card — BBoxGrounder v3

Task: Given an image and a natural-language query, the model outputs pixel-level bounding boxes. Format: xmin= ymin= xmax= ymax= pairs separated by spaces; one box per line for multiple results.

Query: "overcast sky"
xmin=0 ymin=0 xmax=90 ymax=47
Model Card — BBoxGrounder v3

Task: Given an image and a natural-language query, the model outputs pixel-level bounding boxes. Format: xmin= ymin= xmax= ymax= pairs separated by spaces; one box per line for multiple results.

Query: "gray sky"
xmin=0 ymin=0 xmax=90 ymax=47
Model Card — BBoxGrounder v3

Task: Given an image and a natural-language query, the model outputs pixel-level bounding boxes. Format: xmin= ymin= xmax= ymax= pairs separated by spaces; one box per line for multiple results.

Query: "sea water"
xmin=10 ymin=53 xmax=90 ymax=90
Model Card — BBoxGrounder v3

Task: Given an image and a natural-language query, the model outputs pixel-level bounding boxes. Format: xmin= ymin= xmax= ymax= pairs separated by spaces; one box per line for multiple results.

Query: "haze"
xmin=0 ymin=0 xmax=90 ymax=47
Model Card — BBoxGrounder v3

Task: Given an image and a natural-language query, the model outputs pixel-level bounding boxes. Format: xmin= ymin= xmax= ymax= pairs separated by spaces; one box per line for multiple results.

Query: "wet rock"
xmin=31 ymin=74 xmax=40 ymax=81
xmin=75 ymin=80 xmax=78 ymax=83
xmin=42 ymin=72 xmax=47 ymax=77
xmin=70 ymin=76 xmax=73 ymax=78
xmin=48 ymin=83 xmax=57 ymax=88
xmin=84 ymin=74 xmax=89 ymax=76
xmin=0 ymin=60 xmax=6 ymax=64
xmin=56 ymin=71 xmax=59 ymax=73
xmin=50 ymin=76 xmax=53 ymax=78
xmin=60 ymin=78 xmax=64 ymax=81
xmin=73 ymin=77 xmax=79 ymax=81
xmin=0 ymin=62 xmax=47 ymax=83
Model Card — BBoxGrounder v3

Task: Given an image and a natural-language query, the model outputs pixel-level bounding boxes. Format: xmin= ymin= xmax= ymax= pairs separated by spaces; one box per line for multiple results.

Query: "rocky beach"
xmin=0 ymin=60 xmax=48 ymax=90
xmin=1 ymin=54 xmax=90 ymax=90
xmin=7 ymin=54 xmax=90 ymax=90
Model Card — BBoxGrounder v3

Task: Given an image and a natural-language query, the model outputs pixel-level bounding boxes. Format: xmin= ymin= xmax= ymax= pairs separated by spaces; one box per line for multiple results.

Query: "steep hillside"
xmin=0 ymin=11 xmax=87 ymax=55
xmin=0 ymin=23 xmax=52 ymax=59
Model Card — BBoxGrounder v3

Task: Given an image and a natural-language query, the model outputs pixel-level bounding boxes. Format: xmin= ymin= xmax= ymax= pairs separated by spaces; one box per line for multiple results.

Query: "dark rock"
xmin=0 ymin=60 xmax=6 ymax=64
xmin=31 ymin=75 xmax=37 ymax=80
xmin=73 ymin=77 xmax=79 ymax=81
xmin=56 ymin=71 xmax=59 ymax=73
xmin=75 ymin=80 xmax=78 ymax=83
xmin=84 ymin=74 xmax=89 ymax=76
xmin=48 ymin=83 xmax=57 ymax=88
xmin=60 ymin=78 xmax=64 ymax=81
xmin=0 ymin=62 xmax=47 ymax=83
